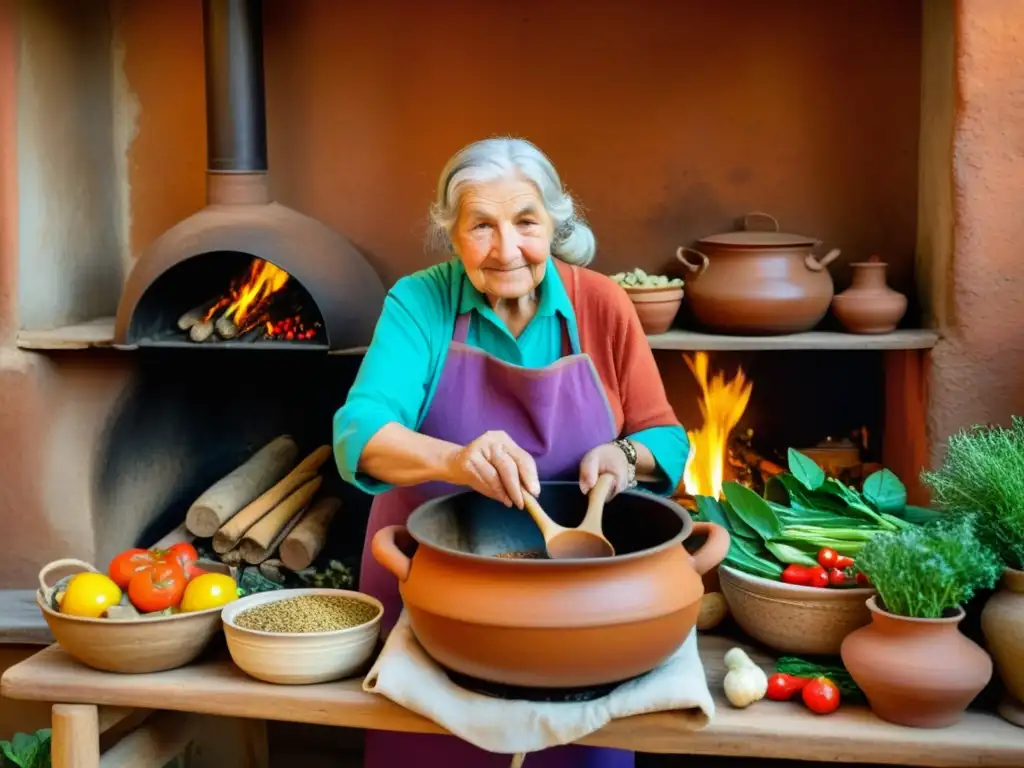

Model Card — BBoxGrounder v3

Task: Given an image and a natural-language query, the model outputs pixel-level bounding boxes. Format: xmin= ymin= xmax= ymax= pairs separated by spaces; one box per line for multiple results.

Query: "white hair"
xmin=427 ymin=137 xmax=597 ymax=266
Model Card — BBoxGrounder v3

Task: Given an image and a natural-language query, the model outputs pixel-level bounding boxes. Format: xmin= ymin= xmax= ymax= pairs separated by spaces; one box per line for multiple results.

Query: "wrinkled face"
xmin=451 ymin=175 xmax=555 ymax=302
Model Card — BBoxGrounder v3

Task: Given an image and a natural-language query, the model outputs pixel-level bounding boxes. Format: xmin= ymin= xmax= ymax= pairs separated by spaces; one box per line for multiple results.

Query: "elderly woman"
xmin=333 ymin=137 xmax=689 ymax=768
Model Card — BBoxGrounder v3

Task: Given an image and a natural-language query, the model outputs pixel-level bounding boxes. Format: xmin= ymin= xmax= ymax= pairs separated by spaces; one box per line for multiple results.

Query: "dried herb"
xmin=856 ymin=516 xmax=1002 ymax=618
xmin=921 ymin=417 xmax=1024 ymax=570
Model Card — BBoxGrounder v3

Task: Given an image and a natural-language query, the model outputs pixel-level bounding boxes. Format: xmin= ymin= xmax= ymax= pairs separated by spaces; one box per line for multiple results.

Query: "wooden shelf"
xmin=2 ymin=634 xmax=1021 ymax=766
xmin=0 ymin=590 xmax=53 ymax=646
xmin=16 ymin=318 xmax=940 ymax=354
xmin=647 ymin=328 xmax=939 ymax=351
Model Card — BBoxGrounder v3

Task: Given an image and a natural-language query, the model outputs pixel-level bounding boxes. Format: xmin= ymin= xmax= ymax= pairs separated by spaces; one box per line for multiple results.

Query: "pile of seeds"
xmin=234 ymin=594 xmax=379 ymax=633
xmin=494 ymin=550 xmax=546 ymax=559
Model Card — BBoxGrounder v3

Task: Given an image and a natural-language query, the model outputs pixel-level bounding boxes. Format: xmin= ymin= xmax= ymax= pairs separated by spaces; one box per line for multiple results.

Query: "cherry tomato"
xmin=856 ymin=571 xmax=871 ymax=586
xmin=828 ymin=567 xmax=849 ymax=587
xmin=835 ymin=555 xmax=855 ymax=569
xmin=781 ymin=564 xmax=811 ymax=586
xmin=802 ymin=677 xmax=841 ymax=714
xmin=817 ymin=547 xmax=838 ymax=569
xmin=128 ymin=561 xmax=187 ymax=613
xmin=164 ymin=542 xmax=200 ymax=577
xmin=108 ymin=548 xmax=159 ymax=589
xmin=806 ymin=565 xmax=829 ymax=588
xmin=766 ymin=673 xmax=810 ymax=701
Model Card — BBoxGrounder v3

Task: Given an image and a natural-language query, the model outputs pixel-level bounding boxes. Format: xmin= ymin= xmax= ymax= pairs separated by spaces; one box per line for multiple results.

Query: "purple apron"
xmin=359 ymin=311 xmax=634 ymax=768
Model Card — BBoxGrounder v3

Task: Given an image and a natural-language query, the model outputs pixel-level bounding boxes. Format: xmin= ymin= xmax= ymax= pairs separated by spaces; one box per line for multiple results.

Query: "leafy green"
xmin=856 ymin=516 xmax=1003 ymax=618
xmin=722 ymin=482 xmax=781 ymax=540
xmin=787 ymin=448 xmax=825 ymax=491
xmin=775 ymin=657 xmax=865 ymax=704
xmin=921 ymin=417 xmax=1024 ymax=570
xmin=862 ymin=469 xmax=907 ymax=514
xmin=0 ymin=729 xmax=51 ymax=768
xmin=764 ymin=541 xmax=818 ymax=567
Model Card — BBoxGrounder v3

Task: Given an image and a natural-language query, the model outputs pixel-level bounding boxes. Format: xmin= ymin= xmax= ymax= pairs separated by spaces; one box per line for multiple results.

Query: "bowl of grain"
xmin=221 ymin=588 xmax=383 ymax=685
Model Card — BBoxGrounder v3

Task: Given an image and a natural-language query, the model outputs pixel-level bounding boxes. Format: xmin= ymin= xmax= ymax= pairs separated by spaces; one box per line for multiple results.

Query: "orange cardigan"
xmin=555 ymin=260 xmax=682 ymax=438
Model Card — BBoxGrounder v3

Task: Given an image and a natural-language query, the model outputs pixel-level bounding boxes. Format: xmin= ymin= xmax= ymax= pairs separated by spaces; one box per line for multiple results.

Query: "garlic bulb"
xmin=722 ymin=647 xmax=768 ymax=708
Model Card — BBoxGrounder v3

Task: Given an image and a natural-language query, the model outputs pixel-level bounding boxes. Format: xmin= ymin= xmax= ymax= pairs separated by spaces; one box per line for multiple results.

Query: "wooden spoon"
xmin=522 ymin=474 xmax=617 ymax=560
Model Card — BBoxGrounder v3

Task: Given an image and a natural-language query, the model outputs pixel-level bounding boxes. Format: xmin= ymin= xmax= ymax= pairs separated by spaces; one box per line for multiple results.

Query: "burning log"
xmin=729 ymin=437 xmax=784 ymax=479
xmin=212 ymin=445 xmax=332 ymax=553
xmin=279 ymin=496 xmax=341 ymax=571
xmin=177 ymin=299 xmax=223 ymax=331
xmin=185 ymin=435 xmax=300 ymax=537
xmin=239 ymin=478 xmax=322 ymax=564
xmin=189 ymin=319 xmax=216 ymax=343
xmin=215 ymin=313 xmax=240 ymax=340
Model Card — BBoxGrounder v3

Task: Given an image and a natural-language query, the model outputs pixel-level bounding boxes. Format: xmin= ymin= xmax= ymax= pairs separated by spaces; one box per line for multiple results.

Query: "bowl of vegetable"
xmin=609 ymin=269 xmax=684 ymax=334
xmin=36 ymin=546 xmax=238 ymax=674
xmin=221 ymin=588 xmax=383 ymax=685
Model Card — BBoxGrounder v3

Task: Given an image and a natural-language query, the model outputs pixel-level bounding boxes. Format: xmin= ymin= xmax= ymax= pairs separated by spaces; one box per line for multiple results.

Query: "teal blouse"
xmin=332 ymin=258 xmax=689 ymax=495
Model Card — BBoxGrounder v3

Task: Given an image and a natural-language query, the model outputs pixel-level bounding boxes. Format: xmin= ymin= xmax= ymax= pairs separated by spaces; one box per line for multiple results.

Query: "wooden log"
xmin=185 ymin=435 xmax=300 ymax=537
xmin=177 ymin=299 xmax=221 ymax=331
xmin=189 ymin=319 xmax=215 ymax=342
xmin=239 ymin=478 xmax=322 ymax=564
xmin=729 ymin=438 xmax=784 ymax=479
xmin=219 ymin=548 xmax=244 ymax=567
xmin=215 ymin=312 xmax=240 ymax=340
xmin=212 ymin=445 xmax=331 ymax=553
xmin=279 ymin=496 xmax=341 ymax=571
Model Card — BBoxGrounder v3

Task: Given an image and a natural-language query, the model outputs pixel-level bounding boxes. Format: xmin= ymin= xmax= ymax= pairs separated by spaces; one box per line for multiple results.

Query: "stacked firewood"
xmin=185 ymin=436 xmax=340 ymax=572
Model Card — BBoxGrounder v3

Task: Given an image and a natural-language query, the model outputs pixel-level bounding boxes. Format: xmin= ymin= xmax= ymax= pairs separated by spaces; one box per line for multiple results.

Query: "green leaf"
xmin=723 ymin=482 xmax=781 ymax=541
xmin=720 ymin=500 xmax=759 ymax=541
xmin=0 ymin=741 xmax=19 ymax=767
xmin=862 ymin=469 xmax=907 ymax=514
xmin=726 ymin=536 xmax=784 ymax=578
xmin=694 ymin=496 xmax=731 ymax=532
xmin=765 ymin=540 xmax=818 ymax=567
xmin=788 ymin=448 xmax=825 ymax=491
xmin=901 ymin=505 xmax=944 ymax=525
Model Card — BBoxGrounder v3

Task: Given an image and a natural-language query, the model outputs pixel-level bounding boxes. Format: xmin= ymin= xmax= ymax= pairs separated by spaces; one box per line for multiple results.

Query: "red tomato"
xmin=834 ymin=555 xmax=855 ymax=569
xmin=108 ymin=548 xmax=159 ymax=589
xmin=802 ymin=677 xmax=841 ymax=714
xmin=828 ymin=567 xmax=848 ymax=587
xmin=855 ymin=571 xmax=871 ymax=586
xmin=766 ymin=673 xmax=810 ymax=701
xmin=781 ymin=564 xmax=811 ymax=586
xmin=817 ymin=547 xmax=838 ymax=569
xmin=806 ymin=565 xmax=829 ymax=588
xmin=164 ymin=542 xmax=200 ymax=578
xmin=128 ymin=561 xmax=187 ymax=613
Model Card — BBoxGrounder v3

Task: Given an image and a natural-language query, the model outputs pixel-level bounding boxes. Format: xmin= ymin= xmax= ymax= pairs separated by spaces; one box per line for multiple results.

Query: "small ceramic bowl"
xmin=623 ymin=285 xmax=684 ymax=335
xmin=719 ymin=564 xmax=875 ymax=655
xmin=221 ymin=587 xmax=383 ymax=685
xmin=36 ymin=559 xmax=223 ymax=674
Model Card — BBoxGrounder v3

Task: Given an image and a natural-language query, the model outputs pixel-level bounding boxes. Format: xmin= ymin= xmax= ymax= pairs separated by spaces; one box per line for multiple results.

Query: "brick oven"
xmin=2 ymin=0 xmax=1024 ymax=646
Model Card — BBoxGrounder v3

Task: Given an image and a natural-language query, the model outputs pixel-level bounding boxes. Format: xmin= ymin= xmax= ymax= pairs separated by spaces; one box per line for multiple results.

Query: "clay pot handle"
xmin=743 ymin=211 xmax=780 ymax=232
xmin=38 ymin=558 xmax=98 ymax=594
xmin=687 ymin=522 xmax=731 ymax=576
xmin=371 ymin=525 xmax=413 ymax=583
xmin=806 ymin=248 xmax=841 ymax=272
xmin=676 ymin=247 xmax=709 ymax=276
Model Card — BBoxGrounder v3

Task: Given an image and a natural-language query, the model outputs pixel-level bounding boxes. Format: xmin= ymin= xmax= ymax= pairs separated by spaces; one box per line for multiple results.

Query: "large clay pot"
xmin=372 ymin=482 xmax=730 ymax=688
xmin=831 ymin=256 xmax=908 ymax=334
xmin=981 ymin=568 xmax=1024 ymax=727
xmin=841 ymin=597 xmax=993 ymax=728
xmin=676 ymin=212 xmax=839 ymax=335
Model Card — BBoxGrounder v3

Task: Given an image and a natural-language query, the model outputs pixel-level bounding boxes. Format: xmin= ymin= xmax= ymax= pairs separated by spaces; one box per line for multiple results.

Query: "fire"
xmin=205 ymin=259 xmax=290 ymax=329
xmin=682 ymin=352 xmax=753 ymax=499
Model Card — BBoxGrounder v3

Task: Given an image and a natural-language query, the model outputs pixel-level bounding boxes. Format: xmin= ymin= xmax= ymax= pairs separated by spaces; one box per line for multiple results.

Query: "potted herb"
xmin=921 ymin=417 xmax=1024 ymax=727
xmin=839 ymin=517 xmax=1001 ymax=728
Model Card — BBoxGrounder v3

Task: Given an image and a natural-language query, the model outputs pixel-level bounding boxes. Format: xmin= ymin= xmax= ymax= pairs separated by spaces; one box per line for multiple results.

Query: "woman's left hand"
xmin=578 ymin=442 xmax=631 ymax=498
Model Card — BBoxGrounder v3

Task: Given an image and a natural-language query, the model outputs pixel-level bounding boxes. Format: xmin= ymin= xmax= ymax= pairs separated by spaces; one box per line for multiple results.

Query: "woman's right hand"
xmin=445 ymin=430 xmax=541 ymax=509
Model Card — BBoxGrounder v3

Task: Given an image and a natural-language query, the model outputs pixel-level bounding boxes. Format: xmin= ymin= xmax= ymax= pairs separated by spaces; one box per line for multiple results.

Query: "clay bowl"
xmin=623 ymin=285 xmax=684 ymax=335
xmin=372 ymin=482 xmax=730 ymax=688
xmin=718 ymin=564 xmax=874 ymax=655
xmin=222 ymin=588 xmax=383 ymax=685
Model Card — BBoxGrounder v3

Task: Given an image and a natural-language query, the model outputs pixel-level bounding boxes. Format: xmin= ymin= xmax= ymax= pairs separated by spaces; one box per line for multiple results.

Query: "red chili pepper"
xmin=817 ymin=547 xmax=838 ymax=569
xmin=806 ymin=565 xmax=829 ymax=588
xmin=802 ymin=677 xmax=841 ymax=714
xmin=766 ymin=673 xmax=810 ymax=701
xmin=781 ymin=564 xmax=811 ymax=586
xmin=828 ymin=567 xmax=848 ymax=587
xmin=835 ymin=555 xmax=855 ymax=569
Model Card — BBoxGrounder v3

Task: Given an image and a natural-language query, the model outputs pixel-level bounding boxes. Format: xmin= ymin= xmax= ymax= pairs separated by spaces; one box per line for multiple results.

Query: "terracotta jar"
xmin=676 ymin=212 xmax=839 ymax=335
xmin=831 ymin=256 xmax=908 ymax=334
xmin=981 ymin=568 xmax=1024 ymax=727
xmin=624 ymin=285 xmax=684 ymax=335
xmin=841 ymin=597 xmax=993 ymax=728
xmin=372 ymin=482 xmax=730 ymax=688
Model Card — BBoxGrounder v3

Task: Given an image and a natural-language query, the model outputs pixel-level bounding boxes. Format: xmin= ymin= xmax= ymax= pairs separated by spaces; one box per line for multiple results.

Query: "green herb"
xmin=856 ymin=516 xmax=1003 ymax=618
xmin=775 ymin=657 xmax=864 ymax=704
xmin=921 ymin=417 xmax=1024 ymax=570
xmin=1 ymin=729 xmax=51 ymax=768
xmin=787 ymin=448 xmax=825 ymax=491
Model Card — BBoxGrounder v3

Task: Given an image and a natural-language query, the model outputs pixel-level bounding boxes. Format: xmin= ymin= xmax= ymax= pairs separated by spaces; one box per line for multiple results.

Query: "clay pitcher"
xmin=831 ymin=256 xmax=907 ymax=334
xmin=981 ymin=568 xmax=1024 ymax=727
xmin=840 ymin=597 xmax=992 ymax=728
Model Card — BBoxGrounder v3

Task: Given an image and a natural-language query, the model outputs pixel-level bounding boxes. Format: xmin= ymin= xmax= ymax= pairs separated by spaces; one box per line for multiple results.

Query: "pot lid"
xmin=697 ymin=212 xmax=819 ymax=248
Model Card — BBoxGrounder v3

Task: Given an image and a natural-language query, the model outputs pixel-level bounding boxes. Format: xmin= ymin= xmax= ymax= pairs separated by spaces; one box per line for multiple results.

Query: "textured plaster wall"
xmin=926 ymin=0 xmax=1024 ymax=462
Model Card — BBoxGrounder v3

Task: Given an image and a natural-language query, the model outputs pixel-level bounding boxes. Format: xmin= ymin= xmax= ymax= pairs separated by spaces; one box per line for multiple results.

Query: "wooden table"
xmin=2 ymin=634 xmax=1022 ymax=768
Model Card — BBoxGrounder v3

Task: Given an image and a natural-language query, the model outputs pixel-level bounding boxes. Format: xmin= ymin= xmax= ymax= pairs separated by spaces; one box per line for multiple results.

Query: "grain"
xmin=494 ymin=550 xmax=546 ymax=559
xmin=235 ymin=594 xmax=379 ymax=633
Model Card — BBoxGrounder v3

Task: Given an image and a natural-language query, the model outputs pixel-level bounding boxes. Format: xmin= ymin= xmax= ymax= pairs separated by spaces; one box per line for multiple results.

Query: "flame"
xmin=208 ymin=259 xmax=290 ymax=328
xmin=682 ymin=352 xmax=753 ymax=499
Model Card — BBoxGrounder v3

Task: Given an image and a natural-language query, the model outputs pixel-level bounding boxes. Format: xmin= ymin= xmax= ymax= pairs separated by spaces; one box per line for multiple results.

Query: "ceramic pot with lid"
xmin=676 ymin=212 xmax=840 ymax=335
xmin=371 ymin=483 xmax=730 ymax=688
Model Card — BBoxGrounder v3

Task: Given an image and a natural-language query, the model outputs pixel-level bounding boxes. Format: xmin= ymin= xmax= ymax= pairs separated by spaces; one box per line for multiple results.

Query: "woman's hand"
xmin=445 ymin=431 xmax=541 ymax=509
xmin=579 ymin=442 xmax=631 ymax=498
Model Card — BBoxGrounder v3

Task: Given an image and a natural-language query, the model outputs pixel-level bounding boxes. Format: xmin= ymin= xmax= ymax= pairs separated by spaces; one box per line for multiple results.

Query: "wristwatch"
xmin=612 ymin=438 xmax=638 ymax=489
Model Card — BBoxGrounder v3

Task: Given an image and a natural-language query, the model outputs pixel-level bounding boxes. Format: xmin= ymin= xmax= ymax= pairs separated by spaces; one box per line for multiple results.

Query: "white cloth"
xmin=362 ymin=609 xmax=715 ymax=755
